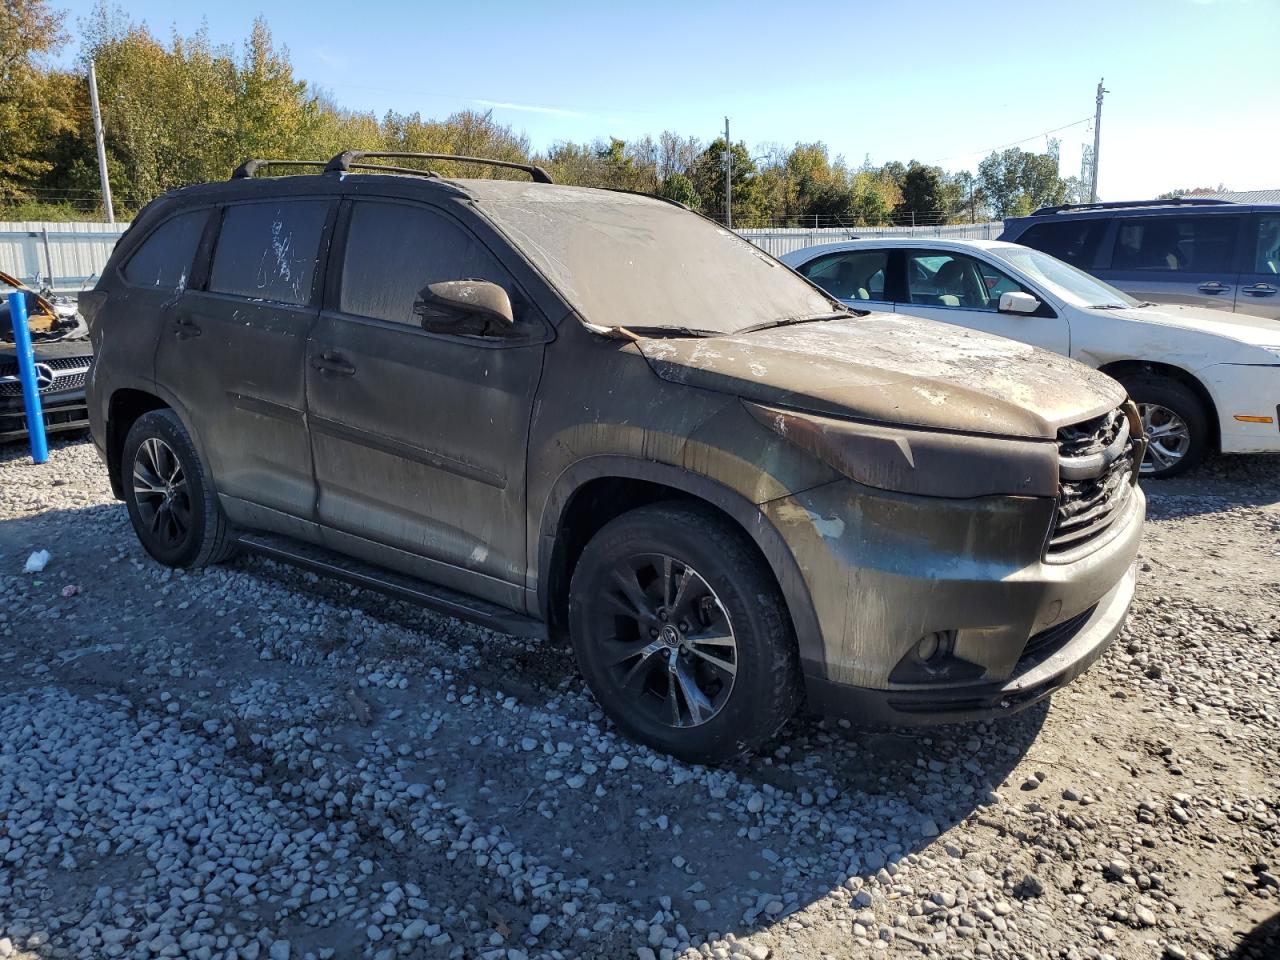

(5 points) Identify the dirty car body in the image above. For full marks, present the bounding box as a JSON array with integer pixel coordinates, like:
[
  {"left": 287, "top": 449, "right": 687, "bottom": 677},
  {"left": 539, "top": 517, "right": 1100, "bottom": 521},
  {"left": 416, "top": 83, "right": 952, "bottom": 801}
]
[
  {"left": 1, "top": 276, "right": 93, "bottom": 443},
  {"left": 85, "top": 164, "right": 1144, "bottom": 761}
]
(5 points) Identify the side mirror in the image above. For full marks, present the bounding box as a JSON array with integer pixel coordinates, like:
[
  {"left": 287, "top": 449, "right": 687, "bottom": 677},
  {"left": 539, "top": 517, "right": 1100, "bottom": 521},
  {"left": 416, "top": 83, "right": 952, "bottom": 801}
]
[
  {"left": 998, "top": 291, "right": 1040, "bottom": 315},
  {"left": 414, "top": 280, "right": 514, "bottom": 330}
]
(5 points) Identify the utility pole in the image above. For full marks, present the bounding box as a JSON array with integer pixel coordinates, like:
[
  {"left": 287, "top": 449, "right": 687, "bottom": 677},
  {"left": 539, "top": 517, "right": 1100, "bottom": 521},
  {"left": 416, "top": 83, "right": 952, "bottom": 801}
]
[
  {"left": 88, "top": 60, "right": 115, "bottom": 224},
  {"left": 723, "top": 116, "right": 732, "bottom": 229},
  {"left": 1089, "top": 78, "right": 1108, "bottom": 203}
]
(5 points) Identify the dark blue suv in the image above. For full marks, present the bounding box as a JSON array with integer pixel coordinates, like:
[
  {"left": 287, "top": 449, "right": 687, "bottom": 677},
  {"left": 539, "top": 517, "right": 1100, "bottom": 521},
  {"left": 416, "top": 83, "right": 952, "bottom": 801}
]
[{"left": 1000, "top": 198, "right": 1280, "bottom": 321}]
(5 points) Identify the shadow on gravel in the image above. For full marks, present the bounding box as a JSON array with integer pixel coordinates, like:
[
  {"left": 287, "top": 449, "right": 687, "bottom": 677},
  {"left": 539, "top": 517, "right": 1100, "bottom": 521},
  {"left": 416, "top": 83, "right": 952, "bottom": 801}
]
[
  {"left": 1229, "top": 911, "right": 1280, "bottom": 960},
  {"left": 1144, "top": 453, "right": 1280, "bottom": 519}
]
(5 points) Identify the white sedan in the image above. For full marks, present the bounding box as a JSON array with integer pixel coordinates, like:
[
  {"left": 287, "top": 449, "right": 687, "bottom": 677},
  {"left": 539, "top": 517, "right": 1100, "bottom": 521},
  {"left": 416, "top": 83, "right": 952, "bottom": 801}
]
[{"left": 780, "top": 238, "right": 1280, "bottom": 478}]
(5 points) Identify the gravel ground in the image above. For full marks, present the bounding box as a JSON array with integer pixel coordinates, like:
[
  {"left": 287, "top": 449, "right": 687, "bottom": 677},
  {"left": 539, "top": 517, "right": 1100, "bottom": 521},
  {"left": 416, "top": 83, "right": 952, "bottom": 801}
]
[{"left": 0, "top": 436, "right": 1277, "bottom": 960}]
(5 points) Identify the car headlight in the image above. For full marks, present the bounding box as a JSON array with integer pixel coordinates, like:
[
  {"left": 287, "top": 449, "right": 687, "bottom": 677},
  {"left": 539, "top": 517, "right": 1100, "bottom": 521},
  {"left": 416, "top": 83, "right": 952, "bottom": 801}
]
[{"left": 743, "top": 401, "right": 1058, "bottom": 498}]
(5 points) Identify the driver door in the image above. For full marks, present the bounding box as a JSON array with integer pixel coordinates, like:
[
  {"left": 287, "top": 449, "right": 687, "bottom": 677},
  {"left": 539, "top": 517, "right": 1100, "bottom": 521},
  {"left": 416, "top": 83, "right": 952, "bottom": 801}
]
[
  {"left": 894, "top": 249, "right": 1070, "bottom": 356},
  {"left": 305, "top": 198, "right": 548, "bottom": 608}
]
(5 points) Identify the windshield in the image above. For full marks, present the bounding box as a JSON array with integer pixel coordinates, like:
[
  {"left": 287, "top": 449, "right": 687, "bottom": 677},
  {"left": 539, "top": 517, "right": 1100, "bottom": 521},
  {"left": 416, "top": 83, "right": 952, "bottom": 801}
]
[
  {"left": 995, "top": 246, "right": 1140, "bottom": 308},
  {"left": 472, "top": 185, "right": 840, "bottom": 334}
]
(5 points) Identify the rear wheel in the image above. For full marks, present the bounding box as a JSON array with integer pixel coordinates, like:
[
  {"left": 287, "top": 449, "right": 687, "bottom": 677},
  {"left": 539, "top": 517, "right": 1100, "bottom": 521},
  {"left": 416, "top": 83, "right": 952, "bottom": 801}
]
[
  {"left": 1119, "top": 375, "right": 1210, "bottom": 479},
  {"left": 121, "top": 409, "right": 236, "bottom": 567},
  {"left": 568, "top": 502, "right": 801, "bottom": 763}
]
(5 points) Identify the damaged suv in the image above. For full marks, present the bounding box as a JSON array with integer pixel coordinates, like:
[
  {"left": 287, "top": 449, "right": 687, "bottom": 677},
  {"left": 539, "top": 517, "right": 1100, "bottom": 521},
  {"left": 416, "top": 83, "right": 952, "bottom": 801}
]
[
  {"left": 1, "top": 273, "right": 93, "bottom": 443},
  {"left": 85, "top": 153, "right": 1146, "bottom": 762}
]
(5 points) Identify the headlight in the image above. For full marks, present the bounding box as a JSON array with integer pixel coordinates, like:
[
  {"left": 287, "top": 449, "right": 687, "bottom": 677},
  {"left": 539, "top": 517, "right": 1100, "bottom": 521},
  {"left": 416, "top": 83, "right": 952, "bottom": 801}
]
[{"left": 744, "top": 401, "right": 1058, "bottom": 498}]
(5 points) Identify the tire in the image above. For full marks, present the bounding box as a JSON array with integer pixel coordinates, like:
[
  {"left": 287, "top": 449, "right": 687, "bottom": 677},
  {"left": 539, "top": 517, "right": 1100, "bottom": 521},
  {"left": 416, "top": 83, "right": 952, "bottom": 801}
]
[
  {"left": 567, "top": 501, "right": 802, "bottom": 764},
  {"left": 121, "top": 409, "right": 237, "bottom": 568},
  {"left": 1118, "top": 374, "right": 1210, "bottom": 479}
]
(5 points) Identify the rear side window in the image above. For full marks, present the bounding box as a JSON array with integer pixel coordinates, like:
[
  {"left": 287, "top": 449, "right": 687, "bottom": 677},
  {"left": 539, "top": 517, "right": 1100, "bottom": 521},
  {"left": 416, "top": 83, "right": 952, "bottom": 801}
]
[
  {"left": 121, "top": 210, "right": 207, "bottom": 289},
  {"left": 1252, "top": 215, "right": 1280, "bottom": 274},
  {"left": 340, "top": 201, "right": 515, "bottom": 326},
  {"left": 799, "top": 251, "right": 887, "bottom": 301},
  {"left": 1015, "top": 220, "right": 1107, "bottom": 268},
  {"left": 1111, "top": 215, "right": 1239, "bottom": 273},
  {"left": 208, "top": 200, "right": 330, "bottom": 305}
]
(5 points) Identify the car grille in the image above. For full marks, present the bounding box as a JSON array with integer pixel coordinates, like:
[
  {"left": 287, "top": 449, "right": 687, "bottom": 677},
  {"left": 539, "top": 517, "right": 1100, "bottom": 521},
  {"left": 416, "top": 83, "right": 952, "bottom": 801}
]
[
  {"left": 0, "top": 354, "right": 93, "bottom": 397},
  {"left": 1047, "top": 406, "right": 1141, "bottom": 560}
]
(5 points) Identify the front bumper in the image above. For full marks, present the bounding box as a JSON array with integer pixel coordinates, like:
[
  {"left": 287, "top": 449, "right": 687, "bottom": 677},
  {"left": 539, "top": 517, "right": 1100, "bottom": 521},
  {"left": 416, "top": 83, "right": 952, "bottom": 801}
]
[
  {"left": 761, "top": 475, "right": 1144, "bottom": 724},
  {"left": 1198, "top": 363, "right": 1280, "bottom": 454},
  {"left": 0, "top": 388, "right": 90, "bottom": 443},
  {"left": 805, "top": 563, "right": 1135, "bottom": 724}
]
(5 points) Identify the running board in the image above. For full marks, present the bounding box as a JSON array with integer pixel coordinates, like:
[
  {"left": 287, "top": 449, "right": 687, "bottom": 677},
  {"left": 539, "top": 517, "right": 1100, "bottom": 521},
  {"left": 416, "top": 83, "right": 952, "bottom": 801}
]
[{"left": 236, "top": 532, "right": 546, "bottom": 639}]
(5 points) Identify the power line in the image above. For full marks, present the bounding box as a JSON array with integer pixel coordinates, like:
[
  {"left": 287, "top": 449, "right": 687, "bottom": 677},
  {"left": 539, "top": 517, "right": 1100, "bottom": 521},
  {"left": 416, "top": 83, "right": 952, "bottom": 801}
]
[{"left": 929, "top": 116, "right": 1093, "bottom": 167}]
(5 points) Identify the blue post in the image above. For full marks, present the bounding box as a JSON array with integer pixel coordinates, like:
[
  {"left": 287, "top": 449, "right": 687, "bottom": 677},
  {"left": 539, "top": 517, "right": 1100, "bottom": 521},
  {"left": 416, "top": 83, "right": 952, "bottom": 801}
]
[{"left": 7, "top": 291, "right": 48, "bottom": 464}]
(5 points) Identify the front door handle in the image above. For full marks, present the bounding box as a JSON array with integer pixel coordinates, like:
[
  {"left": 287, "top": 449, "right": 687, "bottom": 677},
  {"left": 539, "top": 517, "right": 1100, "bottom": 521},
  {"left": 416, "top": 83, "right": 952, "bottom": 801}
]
[
  {"left": 1242, "top": 283, "right": 1277, "bottom": 297},
  {"left": 1197, "top": 281, "right": 1230, "bottom": 294},
  {"left": 311, "top": 350, "right": 356, "bottom": 376},
  {"left": 172, "top": 315, "right": 201, "bottom": 338}
]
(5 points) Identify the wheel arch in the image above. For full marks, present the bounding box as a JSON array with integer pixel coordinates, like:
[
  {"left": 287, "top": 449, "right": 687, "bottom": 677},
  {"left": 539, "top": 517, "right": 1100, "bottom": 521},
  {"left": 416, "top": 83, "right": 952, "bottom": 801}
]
[
  {"left": 1097, "top": 359, "right": 1220, "bottom": 452},
  {"left": 105, "top": 384, "right": 208, "bottom": 499},
  {"left": 535, "top": 456, "right": 826, "bottom": 679}
]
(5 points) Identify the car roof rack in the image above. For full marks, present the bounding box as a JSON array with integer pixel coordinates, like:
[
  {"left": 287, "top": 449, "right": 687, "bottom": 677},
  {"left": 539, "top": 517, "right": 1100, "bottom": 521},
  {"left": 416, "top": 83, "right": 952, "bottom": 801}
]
[
  {"left": 324, "top": 151, "right": 554, "bottom": 184},
  {"left": 231, "top": 159, "right": 330, "bottom": 179},
  {"left": 1030, "top": 197, "right": 1235, "bottom": 216}
]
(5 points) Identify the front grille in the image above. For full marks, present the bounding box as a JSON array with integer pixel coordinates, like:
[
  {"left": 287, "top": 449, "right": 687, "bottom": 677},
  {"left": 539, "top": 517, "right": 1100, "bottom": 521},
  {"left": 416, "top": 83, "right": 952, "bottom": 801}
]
[
  {"left": 1047, "top": 406, "right": 1139, "bottom": 560},
  {"left": 0, "top": 354, "right": 93, "bottom": 397}
]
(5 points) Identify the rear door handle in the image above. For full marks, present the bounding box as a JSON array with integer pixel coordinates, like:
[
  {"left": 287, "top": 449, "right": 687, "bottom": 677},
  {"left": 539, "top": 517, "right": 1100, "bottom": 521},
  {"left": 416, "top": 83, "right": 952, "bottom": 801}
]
[
  {"left": 1242, "top": 283, "right": 1277, "bottom": 297},
  {"left": 172, "top": 315, "right": 201, "bottom": 338},
  {"left": 311, "top": 349, "right": 356, "bottom": 376},
  {"left": 1197, "top": 281, "right": 1230, "bottom": 293}
]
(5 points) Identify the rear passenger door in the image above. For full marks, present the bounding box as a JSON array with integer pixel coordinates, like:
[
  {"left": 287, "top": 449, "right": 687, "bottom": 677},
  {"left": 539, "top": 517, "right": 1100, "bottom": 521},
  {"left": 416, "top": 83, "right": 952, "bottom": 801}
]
[
  {"left": 305, "top": 198, "right": 548, "bottom": 610},
  {"left": 1098, "top": 214, "right": 1242, "bottom": 311},
  {"left": 155, "top": 198, "right": 334, "bottom": 523},
  {"left": 1233, "top": 212, "right": 1280, "bottom": 320},
  {"left": 795, "top": 250, "right": 894, "bottom": 311}
]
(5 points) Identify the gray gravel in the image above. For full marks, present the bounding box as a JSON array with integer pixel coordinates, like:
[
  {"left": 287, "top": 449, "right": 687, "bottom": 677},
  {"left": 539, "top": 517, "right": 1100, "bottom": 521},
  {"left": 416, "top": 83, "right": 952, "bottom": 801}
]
[{"left": 1, "top": 437, "right": 1277, "bottom": 960}]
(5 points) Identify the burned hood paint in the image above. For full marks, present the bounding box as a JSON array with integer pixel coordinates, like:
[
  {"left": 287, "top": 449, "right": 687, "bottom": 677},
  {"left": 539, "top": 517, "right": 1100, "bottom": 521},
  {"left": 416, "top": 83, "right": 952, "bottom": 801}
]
[{"left": 637, "top": 313, "right": 1125, "bottom": 440}]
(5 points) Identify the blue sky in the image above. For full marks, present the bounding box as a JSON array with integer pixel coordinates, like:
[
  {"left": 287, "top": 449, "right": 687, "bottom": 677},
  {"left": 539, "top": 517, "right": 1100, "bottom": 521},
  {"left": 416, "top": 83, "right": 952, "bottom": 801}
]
[{"left": 54, "top": 0, "right": 1277, "bottom": 198}]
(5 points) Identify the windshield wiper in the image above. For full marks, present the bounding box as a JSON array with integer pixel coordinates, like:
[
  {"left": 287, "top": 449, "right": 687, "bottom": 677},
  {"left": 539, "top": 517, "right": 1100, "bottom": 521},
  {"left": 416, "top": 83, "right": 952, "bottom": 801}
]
[
  {"left": 604, "top": 324, "right": 721, "bottom": 339},
  {"left": 734, "top": 311, "right": 852, "bottom": 335}
]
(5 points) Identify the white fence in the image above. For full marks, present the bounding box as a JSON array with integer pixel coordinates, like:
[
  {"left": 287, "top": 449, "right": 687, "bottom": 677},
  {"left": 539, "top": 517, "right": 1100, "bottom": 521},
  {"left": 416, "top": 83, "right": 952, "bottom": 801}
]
[
  {"left": 738, "top": 221, "right": 1004, "bottom": 257},
  {"left": 0, "top": 221, "right": 129, "bottom": 294},
  {"left": 0, "top": 219, "right": 1006, "bottom": 294}
]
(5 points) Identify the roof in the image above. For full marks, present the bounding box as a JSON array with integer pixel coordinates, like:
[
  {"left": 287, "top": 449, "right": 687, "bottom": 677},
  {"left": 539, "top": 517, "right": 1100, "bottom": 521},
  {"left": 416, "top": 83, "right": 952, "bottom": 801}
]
[
  {"left": 779, "top": 237, "right": 1017, "bottom": 264},
  {"left": 1201, "top": 189, "right": 1280, "bottom": 204}
]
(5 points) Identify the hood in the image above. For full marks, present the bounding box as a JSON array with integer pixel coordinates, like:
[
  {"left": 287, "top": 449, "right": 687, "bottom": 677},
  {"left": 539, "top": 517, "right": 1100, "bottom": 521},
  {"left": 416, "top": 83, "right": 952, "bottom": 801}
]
[
  {"left": 1109, "top": 302, "right": 1280, "bottom": 350},
  {"left": 637, "top": 313, "right": 1125, "bottom": 440}
]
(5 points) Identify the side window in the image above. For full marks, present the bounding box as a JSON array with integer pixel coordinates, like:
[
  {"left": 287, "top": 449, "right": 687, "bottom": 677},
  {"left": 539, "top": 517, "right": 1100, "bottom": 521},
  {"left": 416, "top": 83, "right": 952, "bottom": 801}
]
[
  {"left": 1111, "top": 216, "right": 1239, "bottom": 273},
  {"left": 1252, "top": 215, "right": 1280, "bottom": 275},
  {"left": 121, "top": 210, "right": 208, "bottom": 290},
  {"left": 799, "top": 250, "right": 888, "bottom": 301},
  {"left": 906, "top": 251, "right": 1022, "bottom": 310},
  {"left": 339, "top": 201, "right": 517, "bottom": 331},
  {"left": 208, "top": 200, "right": 330, "bottom": 305},
  {"left": 1017, "top": 220, "right": 1106, "bottom": 268}
]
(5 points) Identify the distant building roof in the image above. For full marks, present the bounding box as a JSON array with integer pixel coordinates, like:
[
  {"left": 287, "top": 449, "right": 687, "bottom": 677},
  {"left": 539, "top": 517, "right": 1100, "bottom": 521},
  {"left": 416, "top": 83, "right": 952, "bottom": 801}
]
[{"left": 1202, "top": 189, "right": 1280, "bottom": 204}]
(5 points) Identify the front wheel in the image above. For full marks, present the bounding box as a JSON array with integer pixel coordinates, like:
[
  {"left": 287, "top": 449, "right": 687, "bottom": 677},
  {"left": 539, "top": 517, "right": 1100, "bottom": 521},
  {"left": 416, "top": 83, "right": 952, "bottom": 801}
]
[
  {"left": 567, "top": 502, "right": 802, "bottom": 763},
  {"left": 1120, "top": 375, "right": 1210, "bottom": 479}
]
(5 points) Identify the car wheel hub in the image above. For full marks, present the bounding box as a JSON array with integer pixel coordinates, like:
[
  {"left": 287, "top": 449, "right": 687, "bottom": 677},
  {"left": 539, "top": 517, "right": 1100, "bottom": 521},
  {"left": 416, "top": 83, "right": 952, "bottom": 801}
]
[
  {"left": 131, "top": 437, "right": 192, "bottom": 548},
  {"left": 1137, "top": 403, "right": 1191, "bottom": 474},
  {"left": 592, "top": 553, "right": 737, "bottom": 729}
]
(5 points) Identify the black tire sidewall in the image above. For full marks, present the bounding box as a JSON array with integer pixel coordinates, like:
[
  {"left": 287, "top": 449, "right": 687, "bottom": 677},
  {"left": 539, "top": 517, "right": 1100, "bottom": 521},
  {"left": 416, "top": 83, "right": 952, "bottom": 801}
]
[
  {"left": 568, "top": 503, "right": 798, "bottom": 763},
  {"left": 122, "top": 410, "right": 214, "bottom": 567},
  {"left": 1122, "top": 376, "right": 1209, "bottom": 479}
]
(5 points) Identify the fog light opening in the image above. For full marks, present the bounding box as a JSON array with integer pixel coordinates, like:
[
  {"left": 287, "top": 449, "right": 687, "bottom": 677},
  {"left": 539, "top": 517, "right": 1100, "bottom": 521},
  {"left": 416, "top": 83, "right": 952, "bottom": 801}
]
[{"left": 912, "top": 630, "right": 955, "bottom": 666}]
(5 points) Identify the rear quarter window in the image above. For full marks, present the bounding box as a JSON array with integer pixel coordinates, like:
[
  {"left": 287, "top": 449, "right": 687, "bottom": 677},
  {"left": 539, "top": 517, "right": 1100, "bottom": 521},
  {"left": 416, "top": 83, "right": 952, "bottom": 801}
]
[
  {"left": 208, "top": 200, "right": 331, "bottom": 306},
  {"left": 1015, "top": 220, "right": 1107, "bottom": 268},
  {"left": 121, "top": 210, "right": 208, "bottom": 290}
]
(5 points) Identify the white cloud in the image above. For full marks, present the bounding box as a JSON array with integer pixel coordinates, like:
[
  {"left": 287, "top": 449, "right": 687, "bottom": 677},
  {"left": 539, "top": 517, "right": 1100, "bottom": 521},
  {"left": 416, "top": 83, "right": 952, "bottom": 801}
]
[{"left": 474, "top": 99, "right": 586, "bottom": 118}]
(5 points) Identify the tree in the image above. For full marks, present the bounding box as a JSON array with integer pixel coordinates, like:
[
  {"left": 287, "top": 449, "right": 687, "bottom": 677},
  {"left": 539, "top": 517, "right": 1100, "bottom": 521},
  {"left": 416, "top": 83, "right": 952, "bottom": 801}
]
[
  {"left": 897, "top": 161, "right": 945, "bottom": 221},
  {"left": 690, "top": 138, "right": 762, "bottom": 225},
  {"left": 658, "top": 172, "right": 699, "bottom": 210},
  {"left": 978, "top": 148, "right": 1069, "bottom": 219},
  {"left": 0, "top": 0, "right": 71, "bottom": 200}
]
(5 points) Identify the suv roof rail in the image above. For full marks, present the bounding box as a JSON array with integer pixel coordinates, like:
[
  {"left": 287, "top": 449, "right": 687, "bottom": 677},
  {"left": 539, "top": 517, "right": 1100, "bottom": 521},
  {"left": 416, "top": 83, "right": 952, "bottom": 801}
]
[
  {"left": 325, "top": 151, "right": 554, "bottom": 184},
  {"left": 231, "top": 159, "right": 329, "bottom": 179},
  {"left": 1030, "top": 197, "right": 1235, "bottom": 216}
]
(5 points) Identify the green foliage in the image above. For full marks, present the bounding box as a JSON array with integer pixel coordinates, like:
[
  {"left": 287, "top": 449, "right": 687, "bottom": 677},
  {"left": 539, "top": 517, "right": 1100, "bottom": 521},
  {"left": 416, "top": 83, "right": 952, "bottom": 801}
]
[
  {"left": 691, "top": 138, "right": 762, "bottom": 224},
  {"left": 978, "top": 148, "right": 1068, "bottom": 219},
  {"left": 657, "top": 173, "right": 699, "bottom": 210}
]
